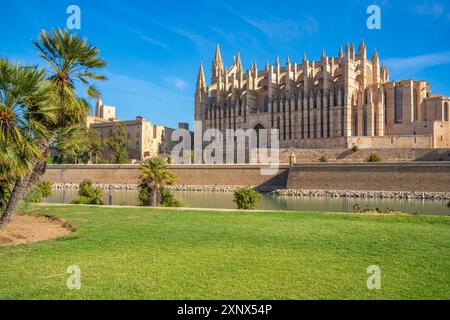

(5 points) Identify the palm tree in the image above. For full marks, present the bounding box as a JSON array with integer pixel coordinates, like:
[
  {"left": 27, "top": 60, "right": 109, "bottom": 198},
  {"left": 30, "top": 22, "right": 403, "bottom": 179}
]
[
  {"left": 0, "top": 59, "right": 56, "bottom": 223},
  {"left": 0, "top": 28, "right": 106, "bottom": 225},
  {"left": 34, "top": 28, "right": 106, "bottom": 126},
  {"left": 139, "top": 157, "right": 176, "bottom": 207}
]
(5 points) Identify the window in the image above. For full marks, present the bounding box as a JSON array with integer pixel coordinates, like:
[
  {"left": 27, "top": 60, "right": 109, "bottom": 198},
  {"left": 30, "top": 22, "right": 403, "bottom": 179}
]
[
  {"left": 263, "top": 96, "right": 269, "bottom": 112},
  {"left": 136, "top": 140, "right": 140, "bottom": 148},
  {"left": 127, "top": 133, "right": 130, "bottom": 139},
  {"left": 445, "top": 102, "right": 449, "bottom": 121},
  {"left": 363, "top": 111, "right": 368, "bottom": 136},
  {"left": 413, "top": 89, "right": 418, "bottom": 121},
  {"left": 395, "top": 86, "right": 403, "bottom": 123}
]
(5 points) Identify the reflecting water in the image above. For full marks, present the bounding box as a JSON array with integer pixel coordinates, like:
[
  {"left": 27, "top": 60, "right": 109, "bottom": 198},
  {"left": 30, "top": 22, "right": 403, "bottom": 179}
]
[{"left": 45, "top": 189, "right": 450, "bottom": 216}]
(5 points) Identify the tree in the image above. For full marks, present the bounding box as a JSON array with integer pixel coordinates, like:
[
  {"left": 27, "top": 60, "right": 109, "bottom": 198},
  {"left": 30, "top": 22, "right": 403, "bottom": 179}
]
[
  {"left": 0, "top": 59, "right": 56, "bottom": 222},
  {"left": 104, "top": 123, "right": 129, "bottom": 164},
  {"left": 233, "top": 187, "right": 262, "bottom": 210},
  {"left": 53, "top": 125, "right": 91, "bottom": 164},
  {"left": 139, "top": 157, "right": 176, "bottom": 207},
  {"left": 0, "top": 28, "right": 106, "bottom": 225},
  {"left": 84, "top": 128, "right": 102, "bottom": 164},
  {"left": 71, "top": 179, "right": 103, "bottom": 205}
]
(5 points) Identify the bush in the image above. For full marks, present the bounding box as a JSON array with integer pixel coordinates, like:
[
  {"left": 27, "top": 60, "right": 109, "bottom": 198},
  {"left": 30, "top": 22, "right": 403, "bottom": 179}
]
[
  {"left": 367, "top": 153, "right": 383, "bottom": 163},
  {"left": 351, "top": 145, "right": 359, "bottom": 152},
  {"left": 24, "top": 181, "right": 53, "bottom": 203},
  {"left": 138, "top": 185, "right": 183, "bottom": 207},
  {"left": 233, "top": 187, "right": 262, "bottom": 210},
  {"left": 72, "top": 180, "right": 103, "bottom": 205},
  {"left": 319, "top": 155, "right": 329, "bottom": 163},
  {"left": 160, "top": 189, "right": 184, "bottom": 207}
]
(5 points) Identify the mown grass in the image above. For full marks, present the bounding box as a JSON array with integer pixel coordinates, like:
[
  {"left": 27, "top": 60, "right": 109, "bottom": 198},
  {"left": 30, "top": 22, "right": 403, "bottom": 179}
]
[{"left": 0, "top": 205, "right": 449, "bottom": 300}]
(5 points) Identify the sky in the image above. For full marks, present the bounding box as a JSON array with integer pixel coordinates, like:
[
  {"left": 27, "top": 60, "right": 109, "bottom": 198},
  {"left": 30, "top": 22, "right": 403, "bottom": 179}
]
[{"left": 0, "top": 0, "right": 449, "bottom": 128}]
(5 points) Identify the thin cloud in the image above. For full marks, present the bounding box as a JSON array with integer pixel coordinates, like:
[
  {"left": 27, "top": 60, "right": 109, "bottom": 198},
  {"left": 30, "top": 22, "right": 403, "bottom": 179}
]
[
  {"left": 385, "top": 51, "right": 450, "bottom": 77},
  {"left": 226, "top": 6, "right": 318, "bottom": 45},
  {"left": 134, "top": 30, "right": 171, "bottom": 52},
  {"left": 411, "top": 1, "right": 445, "bottom": 19},
  {"left": 101, "top": 72, "right": 192, "bottom": 127},
  {"left": 168, "top": 27, "right": 209, "bottom": 49},
  {"left": 164, "top": 76, "right": 188, "bottom": 90}
]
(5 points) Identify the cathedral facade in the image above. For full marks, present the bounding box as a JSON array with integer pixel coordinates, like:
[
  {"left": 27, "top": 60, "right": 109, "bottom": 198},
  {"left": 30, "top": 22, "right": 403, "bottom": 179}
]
[{"left": 195, "top": 42, "right": 450, "bottom": 149}]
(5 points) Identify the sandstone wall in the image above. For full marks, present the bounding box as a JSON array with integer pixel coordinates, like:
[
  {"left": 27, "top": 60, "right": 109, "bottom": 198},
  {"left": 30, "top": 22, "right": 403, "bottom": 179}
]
[
  {"left": 42, "top": 163, "right": 450, "bottom": 193},
  {"left": 43, "top": 164, "right": 289, "bottom": 188},
  {"left": 279, "top": 148, "right": 450, "bottom": 163},
  {"left": 287, "top": 163, "right": 450, "bottom": 192}
]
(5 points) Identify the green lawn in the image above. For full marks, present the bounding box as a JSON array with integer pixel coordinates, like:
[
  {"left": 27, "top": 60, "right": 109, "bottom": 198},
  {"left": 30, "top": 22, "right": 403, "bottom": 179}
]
[{"left": 0, "top": 205, "right": 449, "bottom": 300}]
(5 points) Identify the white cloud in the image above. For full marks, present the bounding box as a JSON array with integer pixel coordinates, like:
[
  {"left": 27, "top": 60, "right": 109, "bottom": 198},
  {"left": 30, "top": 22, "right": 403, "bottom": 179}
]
[
  {"left": 384, "top": 51, "right": 450, "bottom": 77},
  {"left": 100, "top": 72, "right": 192, "bottom": 127},
  {"left": 411, "top": 1, "right": 445, "bottom": 19},
  {"left": 168, "top": 27, "right": 209, "bottom": 49},
  {"left": 164, "top": 76, "right": 188, "bottom": 90},
  {"left": 226, "top": 6, "right": 318, "bottom": 45},
  {"left": 134, "top": 30, "right": 170, "bottom": 52}
]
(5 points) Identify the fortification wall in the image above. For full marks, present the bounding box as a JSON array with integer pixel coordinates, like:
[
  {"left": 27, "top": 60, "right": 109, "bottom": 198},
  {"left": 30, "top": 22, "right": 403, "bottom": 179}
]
[
  {"left": 43, "top": 164, "right": 289, "bottom": 188},
  {"left": 287, "top": 163, "right": 450, "bottom": 192},
  {"left": 42, "top": 163, "right": 450, "bottom": 193}
]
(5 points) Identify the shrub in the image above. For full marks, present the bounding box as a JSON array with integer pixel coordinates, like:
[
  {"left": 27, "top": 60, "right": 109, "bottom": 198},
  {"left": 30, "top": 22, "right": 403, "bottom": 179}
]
[
  {"left": 160, "top": 189, "right": 184, "bottom": 207},
  {"left": 352, "top": 145, "right": 359, "bottom": 152},
  {"left": 138, "top": 186, "right": 183, "bottom": 207},
  {"left": 233, "top": 187, "right": 262, "bottom": 210},
  {"left": 319, "top": 155, "right": 329, "bottom": 163},
  {"left": 72, "top": 180, "right": 103, "bottom": 205},
  {"left": 367, "top": 153, "right": 383, "bottom": 163},
  {"left": 24, "top": 181, "right": 53, "bottom": 203}
]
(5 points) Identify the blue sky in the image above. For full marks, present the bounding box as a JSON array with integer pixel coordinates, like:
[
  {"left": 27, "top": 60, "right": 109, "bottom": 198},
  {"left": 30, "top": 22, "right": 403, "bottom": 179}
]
[{"left": 1, "top": 0, "right": 449, "bottom": 128}]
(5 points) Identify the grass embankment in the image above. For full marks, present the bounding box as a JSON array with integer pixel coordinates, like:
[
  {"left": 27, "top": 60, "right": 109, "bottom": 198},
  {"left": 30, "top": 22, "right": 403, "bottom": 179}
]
[{"left": 0, "top": 205, "right": 449, "bottom": 299}]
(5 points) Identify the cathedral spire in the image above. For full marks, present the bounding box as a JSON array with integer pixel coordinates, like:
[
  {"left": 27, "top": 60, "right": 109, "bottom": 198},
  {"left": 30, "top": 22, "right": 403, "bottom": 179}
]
[
  {"left": 372, "top": 48, "right": 379, "bottom": 62},
  {"left": 196, "top": 62, "right": 207, "bottom": 93},
  {"left": 321, "top": 49, "right": 326, "bottom": 60},
  {"left": 358, "top": 39, "right": 367, "bottom": 58},
  {"left": 338, "top": 46, "right": 344, "bottom": 59},
  {"left": 253, "top": 60, "right": 258, "bottom": 74},
  {"left": 275, "top": 55, "right": 280, "bottom": 67},
  {"left": 345, "top": 41, "right": 350, "bottom": 57},
  {"left": 235, "top": 51, "right": 243, "bottom": 73},
  {"left": 303, "top": 52, "right": 307, "bottom": 63},
  {"left": 212, "top": 43, "right": 224, "bottom": 81},
  {"left": 286, "top": 56, "right": 291, "bottom": 65},
  {"left": 213, "top": 43, "right": 223, "bottom": 66},
  {"left": 265, "top": 60, "right": 269, "bottom": 72}
]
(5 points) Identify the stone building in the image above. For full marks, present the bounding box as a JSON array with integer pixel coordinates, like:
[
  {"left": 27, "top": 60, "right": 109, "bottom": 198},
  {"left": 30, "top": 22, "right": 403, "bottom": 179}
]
[
  {"left": 87, "top": 100, "right": 176, "bottom": 161},
  {"left": 195, "top": 42, "right": 450, "bottom": 149}
]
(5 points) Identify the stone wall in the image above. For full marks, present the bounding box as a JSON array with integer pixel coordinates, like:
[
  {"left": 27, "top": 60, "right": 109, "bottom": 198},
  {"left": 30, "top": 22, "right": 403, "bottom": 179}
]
[
  {"left": 42, "top": 163, "right": 450, "bottom": 193},
  {"left": 279, "top": 148, "right": 450, "bottom": 163},
  {"left": 287, "top": 163, "right": 450, "bottom": 192},
  {"left": 43, "top": 164, "right": 289, "bottom": 188}
]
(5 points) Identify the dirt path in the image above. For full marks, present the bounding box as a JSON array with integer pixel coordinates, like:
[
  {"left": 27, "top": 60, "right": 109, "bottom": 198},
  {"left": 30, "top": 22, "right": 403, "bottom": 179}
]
[{"left": 0, "top": 215, "right": 72, "bottom": 246}]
